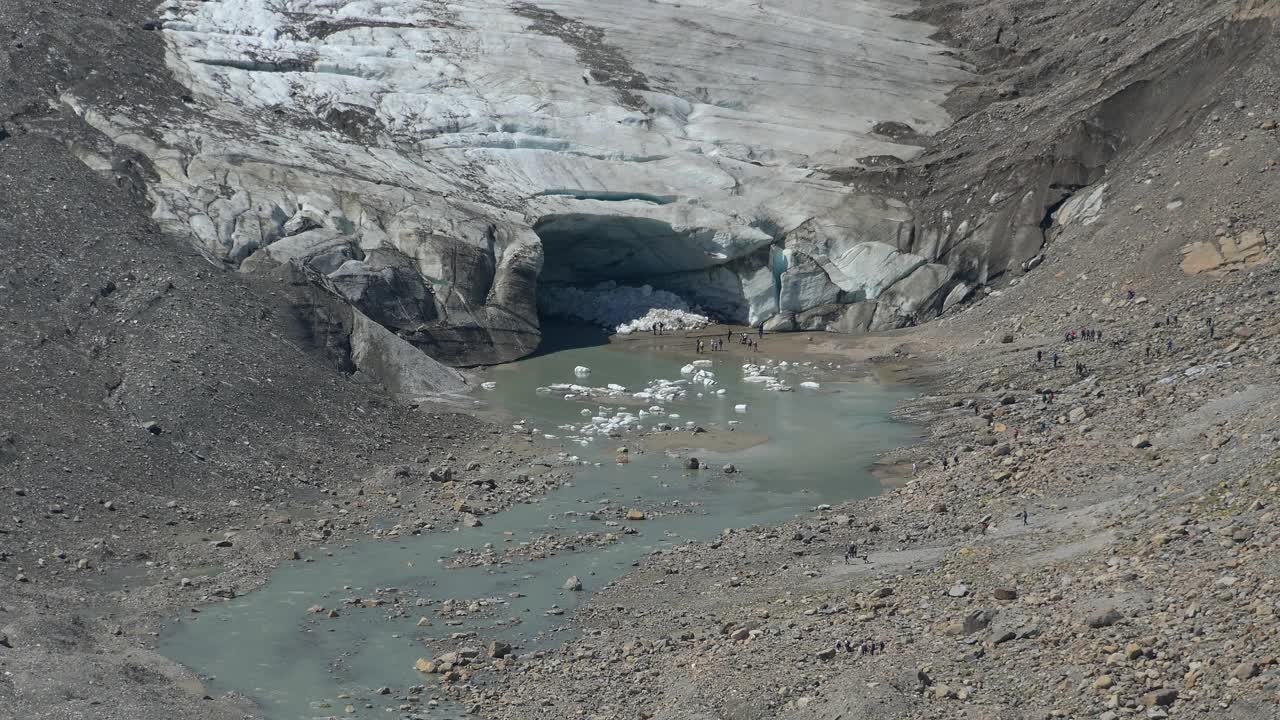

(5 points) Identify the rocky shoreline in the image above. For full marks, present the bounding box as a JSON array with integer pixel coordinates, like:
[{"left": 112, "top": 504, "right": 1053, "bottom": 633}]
[
  {"left": 421, "top": 268, "right": 1280, "bottom": 720},
  {"left": 6, "top": 261, "right": 1279, "bottom": 720}
]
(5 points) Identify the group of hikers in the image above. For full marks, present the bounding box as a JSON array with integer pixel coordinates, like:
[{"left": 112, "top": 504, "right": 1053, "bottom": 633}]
[
  {"left": 694, "top": 326, "right": 765, "bottom": 354},
  {"left": 649, "top": 322, "right": 668, "bottom": 336},
  {"left": 834, "top": 638, "right": 887, "bottom": 656},
  {"left": 1064, "top": 326, "right": 1103, "bottom": 342},
  {"left": 844, "top": 542, "right": 869, "bottom": 564}
]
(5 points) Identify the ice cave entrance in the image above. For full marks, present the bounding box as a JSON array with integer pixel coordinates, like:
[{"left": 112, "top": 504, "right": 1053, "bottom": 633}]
[{"left": 533, "top": 214, "right": 744, "bottom": 335}]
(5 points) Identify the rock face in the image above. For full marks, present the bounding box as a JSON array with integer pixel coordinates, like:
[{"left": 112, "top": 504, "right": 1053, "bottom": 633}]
[
  {"left": 71, "top": 0, "right": 984, "bottom": 364},
  {"left": 1180, "top": 230, "right": 1268, "bottom": 275}
]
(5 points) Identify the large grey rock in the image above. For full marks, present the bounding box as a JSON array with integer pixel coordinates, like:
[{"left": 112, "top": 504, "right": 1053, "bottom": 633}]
[
  {"left": 1084, "top": 606, "right": 1122, "bottom": 628},
  {"left": 349, "top": 313, "right": 469, "bottom": 397}
]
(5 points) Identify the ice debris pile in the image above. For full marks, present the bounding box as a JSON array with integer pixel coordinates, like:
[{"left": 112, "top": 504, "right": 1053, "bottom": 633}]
[
  {"left": 521, "top": 356, "right": 837, "bottom": 446},
  {"left": 539, "top": 283, "right": 711, "bottom": 334},
  {"left": 530, "top": 361, "right": 735, "bottom": 447},
  {"left": 616, "top": 308, "right": 712, "bottom": 335}
]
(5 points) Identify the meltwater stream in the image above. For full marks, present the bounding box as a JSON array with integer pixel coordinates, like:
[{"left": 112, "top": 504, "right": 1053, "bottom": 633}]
[{"left": 160, "top": 330, "right": 917, "bottom": 719}]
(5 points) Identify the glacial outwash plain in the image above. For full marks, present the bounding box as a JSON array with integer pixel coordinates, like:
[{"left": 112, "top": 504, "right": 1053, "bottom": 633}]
[{"left": 2, "top": 1, "right": 1279, "bottom": 719}]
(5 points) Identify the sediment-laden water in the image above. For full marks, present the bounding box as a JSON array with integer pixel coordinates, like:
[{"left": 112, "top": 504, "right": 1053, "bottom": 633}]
[{"left": 160, "top": 329, "right": 916, "bottom": 719}]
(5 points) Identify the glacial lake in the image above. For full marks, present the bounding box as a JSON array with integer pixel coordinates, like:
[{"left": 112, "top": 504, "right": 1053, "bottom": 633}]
[{"left": 159, "top": 326, "right": 917, "bottom": 719}]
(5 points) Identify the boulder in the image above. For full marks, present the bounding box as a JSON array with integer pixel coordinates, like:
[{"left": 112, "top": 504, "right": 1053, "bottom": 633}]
[
  {"left": 1140, "top": 689, "right": 1178, "bottom": 707},
  {"left": 962, "top": 609, "right": 996, "bottom": 634},
  {"left": 1231, "top": 661, "right": 1259, "bottom": 680},
  {"left": 349, "top": 312, "right": 469, "bottom": 397},
  {"left": 562, "top": 576, "right": 583, "bottom": 591},
  {"left": 1084, "top": 607, "right": 1122, "bottom": 628}
]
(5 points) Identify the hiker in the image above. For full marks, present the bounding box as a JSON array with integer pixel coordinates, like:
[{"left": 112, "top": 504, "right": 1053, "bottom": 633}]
[
  {"left": 1021, "top": 508, "right": 1029, "bottom": 525},
  {"left": 757, "top": 326, "right": 764, "bottom": 339},
  {"left": 1166, "top": 339, "right": 1174, "bottom": 353},
  {"left": 1207, "top": 317, "right": 1215, "bottom": 339},
  {"left": 845, "top": 542, "right": 858, "bottom": 564},
  {"left": 696, "top": 339, "right": 703, "bottom": 354},
  {"left": 912, "top": 462, "right": 918, "bottom": 477},
  {"left": 726, "top": 329, "right": 732, "bottom": 343},
  {"left": 1047, "top": 390, "right": 1055, "bottom": 404},
  {"left": 1036, "top": 349, "right": 1042, "bottom": 364},
  {"left": 1052, "top": 352, "right": 1059, "bottom": 368}
]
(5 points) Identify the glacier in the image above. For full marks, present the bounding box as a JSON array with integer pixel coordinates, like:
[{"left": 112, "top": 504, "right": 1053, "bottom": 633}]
[{"left": 69, "top": 0, "right": 976, "bottom": 366}]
